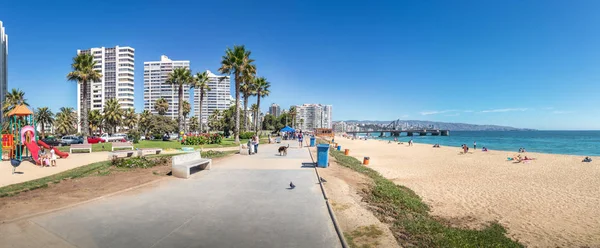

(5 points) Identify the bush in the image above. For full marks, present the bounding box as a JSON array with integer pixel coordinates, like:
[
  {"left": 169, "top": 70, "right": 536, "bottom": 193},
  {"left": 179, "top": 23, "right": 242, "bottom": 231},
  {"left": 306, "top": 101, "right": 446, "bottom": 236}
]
[
  {"left": 182, "top": 133, "right": 223, "bottom": 145},
  {"left": 111, "top": 156, "right": 169, "bottom": 169},
  {"left": 127, "top": 129, "right": 141, "bottom": 144},
  {"left": 239, "top": 132, "right": 254, "bottom": 139}
]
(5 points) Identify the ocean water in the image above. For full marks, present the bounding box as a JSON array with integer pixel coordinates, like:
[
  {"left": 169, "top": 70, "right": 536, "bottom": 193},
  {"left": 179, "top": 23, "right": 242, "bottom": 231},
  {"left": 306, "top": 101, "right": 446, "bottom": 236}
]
[{"left": 354, "top": 131, "right": 600, "bottom": 156}]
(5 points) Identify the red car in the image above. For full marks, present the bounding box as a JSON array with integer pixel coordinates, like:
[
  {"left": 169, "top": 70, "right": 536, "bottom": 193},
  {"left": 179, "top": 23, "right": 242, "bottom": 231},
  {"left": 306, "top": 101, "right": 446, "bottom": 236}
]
[{"left": 87, "top": 136, "right": 106, "bottom": 144}]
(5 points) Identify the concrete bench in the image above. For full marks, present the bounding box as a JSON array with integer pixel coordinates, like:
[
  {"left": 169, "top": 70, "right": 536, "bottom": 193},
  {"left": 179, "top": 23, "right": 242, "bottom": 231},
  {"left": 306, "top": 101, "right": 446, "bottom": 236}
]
[
  {"left": 137, "top": 148, "right": 163, "bottom": 157},
  {"left": 172, "top": 151, "right": 212, "bottom": 179},
  {"left": 109, "top": 150, "right": 134, "bottom": 159},
  {"left": 112, "top": 142, "right": 134, "bottom": 151},
  {"left": 70, "top": 144, "right": 92, "bottom": 153}
]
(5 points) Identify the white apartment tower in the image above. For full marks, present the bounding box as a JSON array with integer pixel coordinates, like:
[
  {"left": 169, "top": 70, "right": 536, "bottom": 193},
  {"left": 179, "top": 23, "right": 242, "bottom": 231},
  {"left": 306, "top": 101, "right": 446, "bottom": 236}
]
[
  {"left": 0, "top": 21, "right": 8, "bottom": 123},
  {"left": 76, "top": 46, "right": 135, "bottom": 132},
  {"left": 193, "top": 70, "right": 231, "bottom": 126},
  {"left": 296, "top": 104, "right": 333, "bottom": 131},
  {"left": 143, "top": 55, "right": 190, "bottom": 120}
]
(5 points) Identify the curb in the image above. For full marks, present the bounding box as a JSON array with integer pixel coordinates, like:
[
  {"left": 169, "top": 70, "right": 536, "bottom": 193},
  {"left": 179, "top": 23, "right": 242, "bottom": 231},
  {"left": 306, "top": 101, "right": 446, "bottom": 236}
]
[{"left": 307, "top": 145, "right": 349, "bottom": 248}]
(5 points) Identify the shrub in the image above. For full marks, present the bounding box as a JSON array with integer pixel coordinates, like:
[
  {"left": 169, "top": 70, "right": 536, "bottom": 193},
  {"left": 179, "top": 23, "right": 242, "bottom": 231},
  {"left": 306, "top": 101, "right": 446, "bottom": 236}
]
[
  {"left": 127, "top": 129, "right": 141, "bottom": 144},
  {"left": 182, "top": 133, "right": 223, "bottom": 145},
  {"left": 111, "top": 156, "right": 169, "bottom": 169},
  {"left": 239, "top": 131, "right": 255, "bottom": 139}
]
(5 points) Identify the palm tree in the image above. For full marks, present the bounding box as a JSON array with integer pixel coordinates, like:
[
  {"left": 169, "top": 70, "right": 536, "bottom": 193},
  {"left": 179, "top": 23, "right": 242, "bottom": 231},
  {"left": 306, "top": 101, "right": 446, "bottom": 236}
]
[
  {"left": 240, "top": 79, "right": 256, "bottom": 131},
  {"left": 253, "top": 77, "right": 270, "bottom": 132},
  {"left": 155, "top": 98, "right": 169, "bottom": 115},
  {"left": 103, "top": 98, "right": 122, "bottom": 133},
  {"left": 219, "top": 45, "right": 255, "bottom": 143},
  {"left": 139, "top": 110, "right": 152, "bottom": 136},
  {"left": 250, "top": 104, "right": 259, "bottom": 131},
  {"left": 35, "top": 107, "right": 54, "bottom": 139},
  {"left": 88, "top": 109, "right": 103, "bottom": 135},
  {"left": 182, "top": 101, "right": 191, "bottom": 131},
  {"left": 55, "top": 107, "right": 77, "bottom": 136},
  {"left": 289, "top": 106, "right": 297, "bottom": 128},
  {"left": 123, "top": 108, "right": 137, "bottom": 130},
  {"left": 191, "top": 71, "right": 211, "bottom": 133},
  {"left": 299, "top": 119, "right": 305, "bottom": 130},
  {"left": 208, "top": 109, "right": 222, "bottom": 132},
  {"left": 165, "top": 67, "right": 193, "bottom": 132},
  {"left": 3, "top": 88, "right": 29, "bottom": 115},
  {"left": 67, "top": 53, "right": 102, "bottom": 143},
  {"left": 189, "top": 116, "right": 199, "bottom": 132}
]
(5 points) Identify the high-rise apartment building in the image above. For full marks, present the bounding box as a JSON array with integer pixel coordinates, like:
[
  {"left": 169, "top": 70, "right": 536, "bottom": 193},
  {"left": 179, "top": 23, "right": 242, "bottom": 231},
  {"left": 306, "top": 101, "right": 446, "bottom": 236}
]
[
  {"left": 144, "top": 55, "right": 190, "bottom": 120},
  {"left": 193, "top": 70, "right": 231, "bottom": 126},
  {"left": 76, "top": 46, "right": 135, "bottom": 132},
  {"left": 296, "top": 104, "right": 333, "bottom": 131},
  {"left": 0, "top": 21, "right": 8, "bottom": 123},
  {"left": 269, "top": 103, "right": 281, "bottom": 117}
]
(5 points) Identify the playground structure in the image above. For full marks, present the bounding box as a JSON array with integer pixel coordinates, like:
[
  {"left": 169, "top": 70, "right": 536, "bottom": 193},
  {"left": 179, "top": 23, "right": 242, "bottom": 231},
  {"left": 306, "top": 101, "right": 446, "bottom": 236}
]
[{"left": 1, "top": 105, "right": 69, "bottom": 166}]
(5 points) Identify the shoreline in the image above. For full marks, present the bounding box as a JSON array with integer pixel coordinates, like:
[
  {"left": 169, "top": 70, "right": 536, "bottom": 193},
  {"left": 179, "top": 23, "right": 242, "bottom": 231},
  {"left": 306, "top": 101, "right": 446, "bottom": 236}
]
[{"left": 331, "top": 135, "right": 600, "bottom": 247}]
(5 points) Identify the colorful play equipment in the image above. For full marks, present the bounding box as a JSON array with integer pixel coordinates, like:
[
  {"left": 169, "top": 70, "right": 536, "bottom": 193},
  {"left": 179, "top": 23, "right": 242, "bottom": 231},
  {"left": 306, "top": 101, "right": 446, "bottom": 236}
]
[{"left": 1, "top": 104, "right": 69, "bottom": 166}]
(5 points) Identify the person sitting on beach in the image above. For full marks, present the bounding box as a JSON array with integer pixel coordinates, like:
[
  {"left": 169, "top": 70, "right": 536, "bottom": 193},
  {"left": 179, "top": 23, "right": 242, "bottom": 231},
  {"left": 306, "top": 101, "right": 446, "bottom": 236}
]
[
  {"left": 523, "top": 156, "right": 536, "bottom": 160},
  {"left": 482, "top": 147, "right": 488, "bottom": 152},
  {"left": 522, "top": 148, "right": 526, "bottom": 152},
  {"left": 583, "top": 157, "right": 592, "bottom": 162}
]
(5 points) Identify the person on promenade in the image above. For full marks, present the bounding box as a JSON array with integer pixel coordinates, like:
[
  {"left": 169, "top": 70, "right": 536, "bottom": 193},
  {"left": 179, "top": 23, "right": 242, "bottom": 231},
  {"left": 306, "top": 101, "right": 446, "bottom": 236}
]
[
  {"left": 253, "top": 135, "right": 259, "bottom": 154},
  {"left": 50, "top": 146, "right": 57, "bottom": 166},
  {"left": 38, "top": 146, "right": 47, "bottom": 167},
  {"left": 473, "top": 141, "right": 477, "bottom": 150},
  {"left": 298, "top": 133, "right": 303, "bottom": 148}
]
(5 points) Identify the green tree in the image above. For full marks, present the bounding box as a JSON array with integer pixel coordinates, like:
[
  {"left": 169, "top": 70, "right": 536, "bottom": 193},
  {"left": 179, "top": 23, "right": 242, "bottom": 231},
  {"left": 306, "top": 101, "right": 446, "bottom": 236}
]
[
  {"left": 250, "top": 104, "right": 259, "bottom": 131},
  {"left": 2, "top": 88, "right": 29, "bottom": 116},
  {"left": 123, "top": 108, "right": 137, "bottom": 130},
  {"left": 289, "top": 106, "right": 297, "bottom": 128},
  {"left": 35, "top": 107, "right": 54, "bottom": 139},
  {"left": 103, "top": 98, "right": 122, "bottom": 133},
  {"left": 154, "top": 97, "right": 169, "bottom": 115},
  {"left": 219, "top": 45, "right": 255, "bottom": 143},
  {"left": 191, "top": 71, "right": 211, "bottom": 133},
  {"left": 189, "top": 116, "right": 199, "bottom": 132},
  {"left": 240, "top": 76, "right": 256, "bottom": 131},
  {"left": 148, "top": 115, "right": 177, "bottom": 139},
  {"left": 262, "top": 114, "right": 277, "bottom": 131},
  {"left": 138, "top": 110, "right": 152, "bottom": 136},
  {"left": 208, "top": 110, "right": 222, "bottom": 132},
  {"left": 182, "top": 100, "right": 191, "bottom": 131},
  {"left": 55, "top": 107, "right": 77, "bottom": 136},
  {"left": 166, "top": 67, "right": 193, "bottom": 132},
  {"left": 67, "top": 53, "right": 102, "bottom": 143},
  {"left": 88, "top": 109, "right": 103, "bottom": 135},
  {"left": 253, "top": 77, "right": 270, "bottom": 132}
]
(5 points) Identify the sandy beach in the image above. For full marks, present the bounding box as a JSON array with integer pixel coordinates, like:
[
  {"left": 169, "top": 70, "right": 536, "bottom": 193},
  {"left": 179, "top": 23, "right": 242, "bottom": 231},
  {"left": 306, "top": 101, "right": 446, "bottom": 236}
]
[{"left": 332, "top": 136, "right": 600, "bottom": 247}]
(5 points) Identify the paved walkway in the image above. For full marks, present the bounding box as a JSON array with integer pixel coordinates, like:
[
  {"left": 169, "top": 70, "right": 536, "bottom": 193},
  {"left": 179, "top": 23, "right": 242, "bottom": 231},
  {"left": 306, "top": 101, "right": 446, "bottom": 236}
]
[{"left": 0, "top": 141, "right": 341, "bottom": 248}]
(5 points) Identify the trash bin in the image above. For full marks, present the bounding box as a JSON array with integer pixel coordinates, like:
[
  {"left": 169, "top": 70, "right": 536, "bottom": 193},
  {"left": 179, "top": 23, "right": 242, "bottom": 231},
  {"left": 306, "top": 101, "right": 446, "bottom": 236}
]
[
  {"left": 363, "top": 156, "right": 370, "bottom": 165},
  {"left": 337, "top": 146, "right": 341, "bottom": 151},
  {"left": 317, "top": 144, "right": 330, "bottom": 168},
  {"left": 345, "top": 149, "right": 350, "bottom": 155},
  {"left": 310, "top": 137, "right": 316, "bottom": 147}
]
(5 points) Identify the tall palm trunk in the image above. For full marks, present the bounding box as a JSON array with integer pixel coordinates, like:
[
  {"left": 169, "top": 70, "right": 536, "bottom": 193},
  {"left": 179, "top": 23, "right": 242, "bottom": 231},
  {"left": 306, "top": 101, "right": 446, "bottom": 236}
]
[
  {"left": 178, "top": 85, "right": 184, "bottom": 132},
  {"left": 234, "top": 75, "right": 241, "bottom": 143},
  {"left": 243, "top": 94, "right": 249, "bottom": 132},
  {"left": 199, "top": 91, "right": 204, "bottom": 133},
  {"left": 41, "top": 122, "right": 46, "bottom": 139},
  {"left": 255, "top": 95, "right": 261, "bottom": 133},
  {"left": 81, "top": 80, "right": 89, "bottom": 144}
]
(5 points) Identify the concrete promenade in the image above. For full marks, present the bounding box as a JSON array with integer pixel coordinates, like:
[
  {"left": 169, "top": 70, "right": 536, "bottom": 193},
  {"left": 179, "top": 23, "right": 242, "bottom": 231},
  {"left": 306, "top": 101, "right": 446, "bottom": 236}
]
[{"left": 0, "top": 141, "right": 341, "bottom": 248}]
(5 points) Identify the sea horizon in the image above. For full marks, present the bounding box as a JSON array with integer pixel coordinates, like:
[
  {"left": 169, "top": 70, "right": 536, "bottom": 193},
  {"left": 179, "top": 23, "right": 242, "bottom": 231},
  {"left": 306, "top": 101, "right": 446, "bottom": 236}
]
[{"left": 349, "top": 130, "right": 600, "bottom": 157}]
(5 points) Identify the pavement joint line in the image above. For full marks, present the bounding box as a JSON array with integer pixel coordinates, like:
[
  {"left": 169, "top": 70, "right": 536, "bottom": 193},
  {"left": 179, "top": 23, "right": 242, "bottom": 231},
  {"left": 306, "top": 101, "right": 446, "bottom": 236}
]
[
  {"left": 29, "top": 219, "right": 81, "bottom": 248},
  {"left": 307, "top": 141, "right": 349, "bottom": 248},
  {"left": 1, "top": 156, "right": 232, "bottom": 225}
]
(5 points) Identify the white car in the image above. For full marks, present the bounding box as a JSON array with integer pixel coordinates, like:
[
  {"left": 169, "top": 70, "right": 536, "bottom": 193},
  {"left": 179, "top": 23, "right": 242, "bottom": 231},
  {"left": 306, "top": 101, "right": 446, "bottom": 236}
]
[{"left": 100, "top": 133, "right": 127, "bottom": 142}]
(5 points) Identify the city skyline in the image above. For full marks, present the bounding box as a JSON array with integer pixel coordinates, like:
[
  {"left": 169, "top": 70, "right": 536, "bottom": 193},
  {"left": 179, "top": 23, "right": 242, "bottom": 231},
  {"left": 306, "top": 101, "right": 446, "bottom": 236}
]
[{"left": 143, "top": 55, "right": 190, "bottom": 120}]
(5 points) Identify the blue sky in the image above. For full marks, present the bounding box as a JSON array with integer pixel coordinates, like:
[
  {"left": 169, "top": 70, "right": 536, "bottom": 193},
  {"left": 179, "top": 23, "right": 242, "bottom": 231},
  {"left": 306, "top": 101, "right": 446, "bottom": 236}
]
[{"left": 2, "top": 0, "right": 600, "bottom": 130}]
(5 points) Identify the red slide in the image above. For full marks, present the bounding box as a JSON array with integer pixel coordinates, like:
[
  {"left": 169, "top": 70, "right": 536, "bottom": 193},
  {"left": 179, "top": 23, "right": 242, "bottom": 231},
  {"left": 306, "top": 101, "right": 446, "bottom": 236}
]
[
  {"left": 24, "top": 140, "right": 41, "bottom": 165},
  {"left": 37, "top": 140, "right": 69, "bottom": 158}
]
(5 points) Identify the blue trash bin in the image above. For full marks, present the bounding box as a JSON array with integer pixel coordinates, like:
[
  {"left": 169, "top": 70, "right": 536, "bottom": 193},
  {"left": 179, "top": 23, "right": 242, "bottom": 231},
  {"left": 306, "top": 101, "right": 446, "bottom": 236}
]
[
  {"left": 310, "top": 137, "right": 316, "bottom": 147},
  {"left": 337, "top": 146, "right": 341, "bottom": 151},
  {"left": 317, "top": 144, "right": 330, "bottom": 168}
]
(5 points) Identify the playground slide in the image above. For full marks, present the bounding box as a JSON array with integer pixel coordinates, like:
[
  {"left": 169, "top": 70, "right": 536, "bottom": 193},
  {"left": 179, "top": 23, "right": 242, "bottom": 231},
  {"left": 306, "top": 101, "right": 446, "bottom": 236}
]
[
  {"left": 37, "top": 140, "right": 69, "bottom": 158},
  {"left": 24, "top": 140, "right": 41, "bottom": 165}
]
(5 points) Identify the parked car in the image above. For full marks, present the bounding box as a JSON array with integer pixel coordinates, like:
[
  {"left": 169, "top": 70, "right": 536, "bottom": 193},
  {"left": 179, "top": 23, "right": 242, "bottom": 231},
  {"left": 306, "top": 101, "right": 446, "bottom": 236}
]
[
  {"left": 100, "top": 133, "right": 127, "bottom": 142},
  {"left": 61, "top": 135, "right": 83, "bottom": 145},
  {"left": 40, "top": 137, "right": 62, "bottom": 146},
  {"left": 87, "top": 136, "right": 105, "bottom": 144}
]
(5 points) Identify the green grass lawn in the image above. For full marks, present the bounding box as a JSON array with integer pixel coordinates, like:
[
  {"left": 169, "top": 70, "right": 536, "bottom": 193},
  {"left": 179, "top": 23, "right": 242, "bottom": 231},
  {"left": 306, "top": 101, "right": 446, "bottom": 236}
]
[{"left": 56, "top": 137, "right": 269, "bottom": 153}]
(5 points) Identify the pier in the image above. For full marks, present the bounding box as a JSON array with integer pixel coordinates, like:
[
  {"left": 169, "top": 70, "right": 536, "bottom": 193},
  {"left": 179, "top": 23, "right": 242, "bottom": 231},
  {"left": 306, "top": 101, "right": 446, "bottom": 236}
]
[{"left": 346, "top": 129, "right": 450, "bottom": 137}]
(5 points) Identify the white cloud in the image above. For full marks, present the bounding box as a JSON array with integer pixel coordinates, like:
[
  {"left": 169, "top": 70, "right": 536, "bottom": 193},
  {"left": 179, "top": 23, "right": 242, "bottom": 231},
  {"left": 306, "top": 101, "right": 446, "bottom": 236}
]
[
  {"left": 463, "top": 110, "right": 474, "bottom": 113},
  {"left": 480, "top": 108, "right": 528, "bottom": 113},
  {"left": 445, "top": 113, "right": 460, "bottom": 116},
  {"left": 420, "top": 110, "right": 457, "bottom": 115}
]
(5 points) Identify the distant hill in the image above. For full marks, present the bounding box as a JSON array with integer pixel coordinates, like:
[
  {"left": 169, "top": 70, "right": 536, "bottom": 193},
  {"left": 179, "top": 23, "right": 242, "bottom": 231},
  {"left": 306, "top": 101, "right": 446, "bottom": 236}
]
[{"left": 338, "top": 120, "right": 535, "bottom": 131}]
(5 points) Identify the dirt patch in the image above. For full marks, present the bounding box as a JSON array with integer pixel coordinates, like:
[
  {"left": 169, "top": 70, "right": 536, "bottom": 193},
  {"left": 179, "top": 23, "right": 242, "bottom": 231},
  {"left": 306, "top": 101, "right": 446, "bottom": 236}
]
[
  {"left": 316, "top": 153, "right": 399, "bottom": 248},
  {"left": 0, "top": 156, "right": 229, "bottom": 223}
]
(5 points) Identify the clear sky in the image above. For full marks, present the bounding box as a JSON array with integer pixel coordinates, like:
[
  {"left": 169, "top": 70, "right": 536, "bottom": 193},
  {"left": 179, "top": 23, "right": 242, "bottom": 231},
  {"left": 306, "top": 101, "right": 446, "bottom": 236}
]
[{"left": 2, "top": 0, "right": 600, "bottom": 130}]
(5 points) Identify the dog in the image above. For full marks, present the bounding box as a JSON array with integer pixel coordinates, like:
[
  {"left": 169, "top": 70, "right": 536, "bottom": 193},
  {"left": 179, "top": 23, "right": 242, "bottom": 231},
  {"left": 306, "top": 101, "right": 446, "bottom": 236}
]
[{"left": 278, "top": 144, "right": 290, "bottom": 156}]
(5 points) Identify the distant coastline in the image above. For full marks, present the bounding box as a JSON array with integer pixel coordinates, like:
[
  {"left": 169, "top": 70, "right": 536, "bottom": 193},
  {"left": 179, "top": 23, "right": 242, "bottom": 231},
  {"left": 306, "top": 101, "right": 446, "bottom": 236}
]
[{"left": 336, "top": 120, "right": 535, "bottom": 131}]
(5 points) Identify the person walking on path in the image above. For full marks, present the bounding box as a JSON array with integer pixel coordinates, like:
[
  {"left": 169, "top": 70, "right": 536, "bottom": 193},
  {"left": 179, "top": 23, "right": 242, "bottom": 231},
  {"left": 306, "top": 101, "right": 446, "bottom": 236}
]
[
  {"left": 253, "top": 135, "right": 260, "bottom": 154},
  {"left": 473, "top": 141, "right": 477, "bottom": 150},
  {"left": 298, "top": 133, "right": 304, "bottom": 148},
  {"left": 408, "top": 138, "right": 413, "bottom": 146}
]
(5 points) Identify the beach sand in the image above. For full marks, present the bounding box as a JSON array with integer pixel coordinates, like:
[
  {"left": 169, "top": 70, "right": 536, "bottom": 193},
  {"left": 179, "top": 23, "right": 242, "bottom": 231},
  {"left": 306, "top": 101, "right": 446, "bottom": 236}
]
[{"left": 332, "top": 136, "right": 600, "bottom": 247}]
